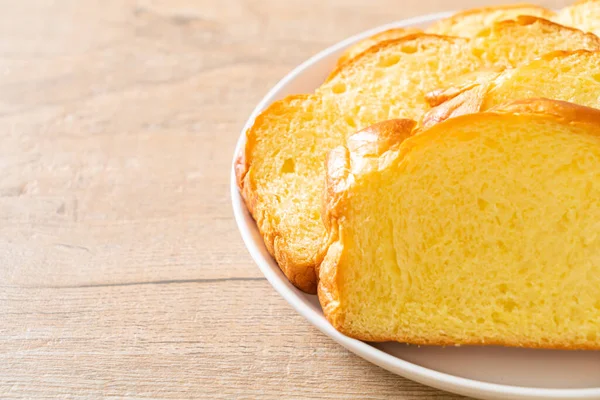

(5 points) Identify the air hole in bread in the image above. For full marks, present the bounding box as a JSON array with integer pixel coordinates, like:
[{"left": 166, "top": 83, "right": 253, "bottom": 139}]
[
  {"left": 345, "top": 116, "right": 357, "bottom": 129},
  {"left": 484, "top": 137, "right": 501, "bottom": 150},
  {"left": 593, "top": 73, "right": 600, "bottom": 83},
  {"left": 378, "top": 54, "right": 400, "bottom": 68},
  {"left": 400, "top": 45, "right": 417, "bottom": 54},
  {"left": 471, "top": 47, "right": 485, "bottom": 58},
  {"left": 502, "top": 299, "right": 518, "bottom": 313},
  {"left": 476, "top": 27, "right": 492, "bottom": 38},
  {"left": 491, "top": 312, "right": 504, "bottom": 324},
  {"left": 560, "top": 65, "right": 573, "bottom": 73},
  {"left": 498, "top": 283, "right": 508, "bottom": 294},
  {"left": 477, "top": 197, "right": 489, "bottom": 211},
  {"left": 331, "top": 83, "right": 347, "bottom": 94},
  {"left": 281, "top": 158, "right": 295, "bottom": 173}
]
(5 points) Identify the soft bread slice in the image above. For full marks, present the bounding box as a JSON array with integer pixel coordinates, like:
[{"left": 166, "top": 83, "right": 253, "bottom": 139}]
[
  {"left": 336, "top": 5, "right": 553, "bottom": 68},
  {"left": 336, "top": 28, "right": 422, "bottom": 67},
  {"left": 339, "top": 1, "right": 600, "bottom": 69},
  {"left": 558, "top": 0, "right": 600, "bottom": 37},
  {"left": 422, "top": 50, "right": 600, "bottom": 128},
  {"left": 427, "top": 4, "right": 555, "bottom": 37},
  {"left": 320, "top": 99, "right": 600, "bottom": 349},
  {"left": 237, "top": 17, "right": 600, "bottom": 293},
  {"left": 468, "top": 16, "right": 599, "bottom": 66}
]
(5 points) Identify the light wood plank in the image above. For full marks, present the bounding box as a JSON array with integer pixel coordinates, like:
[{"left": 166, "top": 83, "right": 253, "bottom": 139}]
[
  {"left": 0, "top": 281, "right": 464, "bottom": 399},
  {"left": 0, "top": 0, "right": 576, "bottom": 398}
]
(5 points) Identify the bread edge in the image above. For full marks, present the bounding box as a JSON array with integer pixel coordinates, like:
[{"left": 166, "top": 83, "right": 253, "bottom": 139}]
[
  {"left": 236, "top": 93, "right": 320, "bottom": 294},
  {"left": 319, "top": 119, "right": 417, "bottom": 332}
]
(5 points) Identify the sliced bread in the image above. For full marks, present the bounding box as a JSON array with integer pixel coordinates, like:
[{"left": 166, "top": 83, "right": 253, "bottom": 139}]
[
  {"left": 338, "top": 1, "right": 600, "bottom": 68},
  {"left": 427, "top": 3, "right": 556, "bottom": 37},
  {"left": 422, "top": 50, "right": 600, "bottom": 128},
  {"left": 336, "top": 5, "right": 554, "bottom": 67},
  {"left": 320, "top": 99, "right": 600, "bottom": 349},
  {"left": 237, "top": 17, "right": 600, "bottom": 293}
]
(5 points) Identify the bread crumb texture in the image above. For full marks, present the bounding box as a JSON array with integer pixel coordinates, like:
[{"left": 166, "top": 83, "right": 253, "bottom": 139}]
[{"left": 320, "top": 100, "right": 600, "bottom": 349}]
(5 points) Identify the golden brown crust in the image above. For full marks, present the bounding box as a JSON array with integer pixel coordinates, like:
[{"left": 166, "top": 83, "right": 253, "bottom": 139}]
[
  {"left": 238, "top": 94, "right": 319, "bottom": 293},
  {"left": 421, "top": 84, "right": 488, "bottom": 130},
  {"left": 425, "top": 65, "right": 505, "bottom": 107},
  {"left": 325, "top": 33, "right": 464, "bottom": 83},
  {"left": 336, "top": 27, "right": 423, "bottom": 68},
  {"left": 321, "top": 99, "right": 600, "bottom": 348},
  {"left": 322, "top": 119, "right": 416, "bottom": 231},
  {"left": 318, "top": 238, "right": 345, "bottom": 329},
  {"left": 422, "top": 99, "right": 600, "bottom": 145},
  {"left": 538, "top": 48, "right": 596, "bottom": 60},
  {"left": 319, "top": 119, "right": 416, "bottom": 331},
  {"left": 427, "top": 4, "right": 556, "bottom": 36},
  {"left": 319, "top": 147, "right": 349, "bottom": 329},
  {"left": 490, "top": 98, "right": 600, "bottom": 126}
]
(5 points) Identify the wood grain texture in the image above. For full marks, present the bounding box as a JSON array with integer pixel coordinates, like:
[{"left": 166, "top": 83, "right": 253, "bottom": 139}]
[{"left": 0, "top": 0, "right": 572, "bottom": 398}]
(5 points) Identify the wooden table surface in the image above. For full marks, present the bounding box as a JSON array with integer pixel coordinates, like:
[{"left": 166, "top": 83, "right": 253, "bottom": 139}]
[{"left": 0, "top": 0, "right": 573, "bottom": 398}]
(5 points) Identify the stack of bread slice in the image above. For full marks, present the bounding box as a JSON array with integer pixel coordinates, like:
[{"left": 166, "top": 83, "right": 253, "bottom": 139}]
[{"left": 237, "top": 0, "right": 600, "bottom": 349}]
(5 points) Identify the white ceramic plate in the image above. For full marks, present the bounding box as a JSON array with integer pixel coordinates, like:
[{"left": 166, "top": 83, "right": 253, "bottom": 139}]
[{"left": 231, "top": 11, "right": 600, "bottom": 400}]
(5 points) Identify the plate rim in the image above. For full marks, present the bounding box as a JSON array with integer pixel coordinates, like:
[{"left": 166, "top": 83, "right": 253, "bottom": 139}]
[{"left": 230, "top": 11, "right": 600, "bottom": 400}]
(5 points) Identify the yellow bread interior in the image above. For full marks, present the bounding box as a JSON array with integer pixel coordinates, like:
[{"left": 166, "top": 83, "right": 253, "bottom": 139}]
[
  {"left": 422, "top": 50, "right": 600, "bottom": 128},
  {"left": 238, "top": 17, "right": 600, "bottom": 293},
  {"left": 320, "top": 99, "right": 600, "bottom": 349}
]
